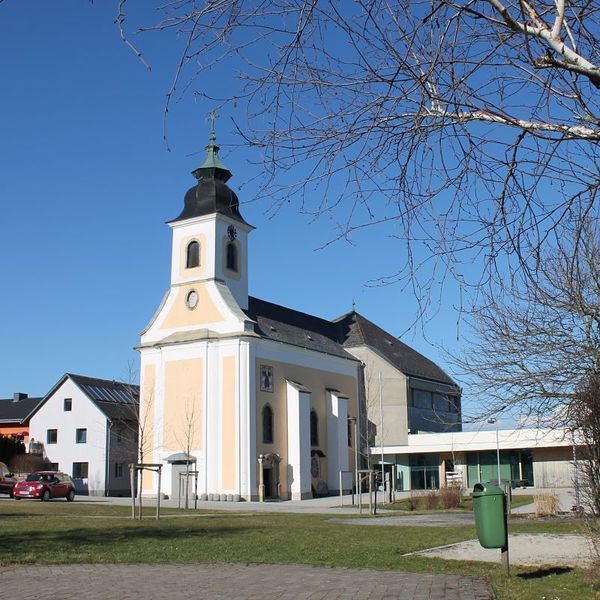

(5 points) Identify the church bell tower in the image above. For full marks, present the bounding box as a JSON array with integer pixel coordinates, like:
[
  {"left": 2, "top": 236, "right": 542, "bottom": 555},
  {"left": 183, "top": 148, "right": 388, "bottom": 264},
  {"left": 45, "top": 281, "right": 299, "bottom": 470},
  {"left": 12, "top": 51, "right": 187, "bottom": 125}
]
[{"left": 166, "top": 117, "right": 253, "bottom": 310}]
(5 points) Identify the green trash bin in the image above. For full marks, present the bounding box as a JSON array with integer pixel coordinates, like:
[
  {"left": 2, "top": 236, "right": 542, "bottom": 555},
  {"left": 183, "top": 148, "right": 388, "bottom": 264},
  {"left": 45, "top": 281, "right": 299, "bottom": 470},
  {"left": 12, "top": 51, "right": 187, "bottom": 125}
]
[{"left": 472, "top": 483, "right": 507, "bottom": 549}]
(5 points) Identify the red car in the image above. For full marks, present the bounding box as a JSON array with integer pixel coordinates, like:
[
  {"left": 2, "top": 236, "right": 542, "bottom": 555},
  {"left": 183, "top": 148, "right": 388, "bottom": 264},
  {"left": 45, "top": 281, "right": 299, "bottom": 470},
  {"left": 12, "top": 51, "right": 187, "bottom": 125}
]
[{"left": 13, "top": 471, "right": 76, "bottom": 502}]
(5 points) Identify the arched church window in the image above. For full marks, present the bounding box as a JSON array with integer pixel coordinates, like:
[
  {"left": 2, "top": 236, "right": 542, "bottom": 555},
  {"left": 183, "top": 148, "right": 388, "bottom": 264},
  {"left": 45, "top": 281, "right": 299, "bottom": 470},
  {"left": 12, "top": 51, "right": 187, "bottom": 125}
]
[
  {"left": 262, "top": 404, "right": 274, "bottom": 444},
  {"left": 186, "top": 241, "right": 200, "bottom": 268},
  {"left": 226, "top": 242, "right": 238, "bottom": 272},
  {"left": 310, "top": 410, "right": 319, "bottom": 446}
]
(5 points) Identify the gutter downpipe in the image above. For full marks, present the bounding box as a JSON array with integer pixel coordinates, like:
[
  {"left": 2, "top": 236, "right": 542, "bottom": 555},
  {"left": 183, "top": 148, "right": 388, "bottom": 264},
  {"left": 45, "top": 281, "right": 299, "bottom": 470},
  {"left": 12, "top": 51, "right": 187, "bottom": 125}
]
[{"left": 105, "top": 419, "right": 113, "bottom": 497}]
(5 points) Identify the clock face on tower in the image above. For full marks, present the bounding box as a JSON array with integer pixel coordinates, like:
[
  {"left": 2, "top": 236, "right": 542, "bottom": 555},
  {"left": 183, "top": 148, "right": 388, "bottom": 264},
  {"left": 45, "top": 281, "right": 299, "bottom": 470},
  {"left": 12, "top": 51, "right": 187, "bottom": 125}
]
[
  {"left": 185, "top": 290, "right": 199, "bottom": 310},
  {"left": 227, "top": 224, "right": 237, "bottom": 241}
]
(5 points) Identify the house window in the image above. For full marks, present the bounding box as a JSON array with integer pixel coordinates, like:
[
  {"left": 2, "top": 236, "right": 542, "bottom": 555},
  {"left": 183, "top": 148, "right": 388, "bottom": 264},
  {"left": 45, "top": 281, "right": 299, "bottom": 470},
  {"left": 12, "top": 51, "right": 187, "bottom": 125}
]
[
  {"left": 49, "top": 462, "right": 59, "bottom": 471},
  {"left": 64, "top": 398, "right": 72, "bottom": 411},
  {"left": 186, "top": 240, "right": 200, "bottom": 268},
  {"left": 262, "top": 405, "right": 274, "bottom": 444},
  {"left": 226, "top": 242, "right": 238, "bottom": 272},
  {"left": 310, "top": 410, "right": 319, "bottom": 446},
  {"left": 114, "top": 462, "right": 124, "bottom": 478},
  {"left": 76, "top": 428, "right": 87, "bottom": 444},
  {"left": 72, "top": 462, "right": 88, "bottom": 479},
  {"left": 347, "top": 419, "right": 352, "bottom": 447},
  {"left": 47, "top": 429, "right": 57, "bottom": 444}
]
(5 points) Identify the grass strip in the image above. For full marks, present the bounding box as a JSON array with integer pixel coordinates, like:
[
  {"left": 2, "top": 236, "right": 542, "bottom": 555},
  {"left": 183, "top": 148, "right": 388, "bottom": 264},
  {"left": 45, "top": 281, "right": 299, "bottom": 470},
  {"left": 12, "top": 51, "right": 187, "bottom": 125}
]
[{"left": 0, "top": 501, "right": 597, "bottom": 600}]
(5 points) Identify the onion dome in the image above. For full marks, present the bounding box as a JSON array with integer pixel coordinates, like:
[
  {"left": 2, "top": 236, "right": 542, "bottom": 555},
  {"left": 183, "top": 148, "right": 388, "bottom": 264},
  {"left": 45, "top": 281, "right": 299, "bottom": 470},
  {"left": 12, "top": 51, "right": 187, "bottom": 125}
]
[{"left": 170, "top": 120, "right": 247, "bottom": 224}]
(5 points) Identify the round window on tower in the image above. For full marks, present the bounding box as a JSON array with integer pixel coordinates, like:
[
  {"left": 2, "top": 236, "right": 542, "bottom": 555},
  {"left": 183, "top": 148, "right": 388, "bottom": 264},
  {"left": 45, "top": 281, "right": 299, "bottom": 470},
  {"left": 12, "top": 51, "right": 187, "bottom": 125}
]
[{"left": 185, "top": 290, "right": 199, "bottom": 310}]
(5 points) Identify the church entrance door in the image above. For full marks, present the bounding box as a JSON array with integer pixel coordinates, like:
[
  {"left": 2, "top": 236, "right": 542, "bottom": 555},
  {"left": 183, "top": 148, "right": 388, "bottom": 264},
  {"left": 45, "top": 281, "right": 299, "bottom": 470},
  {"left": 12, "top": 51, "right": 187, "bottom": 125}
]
[
  {"left": 263, "top": 467, "right": 274, "bottom": 499},
  {"left": 171, "top": 463, "right": 196, "bottom": 503}
]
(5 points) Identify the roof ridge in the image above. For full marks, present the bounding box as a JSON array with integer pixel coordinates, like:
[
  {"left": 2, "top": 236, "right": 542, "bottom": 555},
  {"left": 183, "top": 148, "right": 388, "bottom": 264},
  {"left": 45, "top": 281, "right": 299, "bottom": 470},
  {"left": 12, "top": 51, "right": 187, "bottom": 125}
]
[
  {"left": 339, "top": 312, "right": 458, "bottom": 387},
  {"left": 353, "top": 311, "right": 369, "bottom": 344},
  {"left": 67, "top": 373, "right": 139, "bottom": 389}
]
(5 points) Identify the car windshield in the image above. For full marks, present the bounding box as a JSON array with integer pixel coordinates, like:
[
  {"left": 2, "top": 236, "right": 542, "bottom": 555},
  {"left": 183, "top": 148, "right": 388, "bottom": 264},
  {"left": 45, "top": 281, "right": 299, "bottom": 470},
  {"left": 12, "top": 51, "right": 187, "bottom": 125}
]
[{"left": 25, "top": 473, "right": 53, "bottom": 483}]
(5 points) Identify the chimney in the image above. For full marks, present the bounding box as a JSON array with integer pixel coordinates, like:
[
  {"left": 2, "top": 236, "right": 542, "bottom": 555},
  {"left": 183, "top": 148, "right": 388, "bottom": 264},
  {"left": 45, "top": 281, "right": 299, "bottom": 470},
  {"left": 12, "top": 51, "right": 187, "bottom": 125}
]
[{"left": 13, "top": 392, "right": 28, "bottom": 402}]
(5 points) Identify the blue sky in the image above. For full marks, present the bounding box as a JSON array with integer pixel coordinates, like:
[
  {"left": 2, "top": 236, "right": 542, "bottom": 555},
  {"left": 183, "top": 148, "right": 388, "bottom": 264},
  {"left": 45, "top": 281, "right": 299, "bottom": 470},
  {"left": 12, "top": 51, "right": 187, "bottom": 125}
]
[{"left": 0, "top": 2, "right": 478, "bottom": 418}]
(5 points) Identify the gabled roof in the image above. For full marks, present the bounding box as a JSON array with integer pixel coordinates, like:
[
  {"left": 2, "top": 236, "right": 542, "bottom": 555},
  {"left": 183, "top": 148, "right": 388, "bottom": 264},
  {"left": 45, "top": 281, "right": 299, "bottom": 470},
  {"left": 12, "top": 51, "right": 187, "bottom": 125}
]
[
  {"left": 245, "top": 297, "right": 458, "bottom": 388},
  {"left": 29, "top": 373, "right": 139, "bottom": 422},
  {"left": 245, "top": 297, "right": 356, "bottom": 361},
  {"left": 0, "top": 396, "right": 43, "bottom": 424},
  {"left": 335, "top": 312, "right": 458, "bottom": 387},
  {"left": 68, "top": 374, "right": 138, "bottom": 406}
]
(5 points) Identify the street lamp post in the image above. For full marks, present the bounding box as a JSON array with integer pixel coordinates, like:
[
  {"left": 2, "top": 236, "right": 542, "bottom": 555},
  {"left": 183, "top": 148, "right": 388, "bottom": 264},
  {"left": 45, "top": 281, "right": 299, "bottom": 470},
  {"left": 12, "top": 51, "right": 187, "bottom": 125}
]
[
  {"left": 347, "top": 416, "right": 358, "bottom": 505},
  {"left": 487, "top": 418, "right": 501, "bottom": 485}
]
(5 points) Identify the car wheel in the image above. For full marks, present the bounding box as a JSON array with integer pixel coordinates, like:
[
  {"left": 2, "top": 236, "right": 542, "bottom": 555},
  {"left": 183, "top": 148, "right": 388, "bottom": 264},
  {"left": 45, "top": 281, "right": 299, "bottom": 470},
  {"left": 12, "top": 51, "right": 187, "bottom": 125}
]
[
  {"left": 9, "top": 489, "right": 14, "bottom": 499},
  {"left": 41, "top": 489, "right": 51, "bottom": 502},
  {"left": 67, "top": 490, "right": 75, "bottom": 502},
  {"left": 14, "top": 496, "right": 21, "bottom": 500}
]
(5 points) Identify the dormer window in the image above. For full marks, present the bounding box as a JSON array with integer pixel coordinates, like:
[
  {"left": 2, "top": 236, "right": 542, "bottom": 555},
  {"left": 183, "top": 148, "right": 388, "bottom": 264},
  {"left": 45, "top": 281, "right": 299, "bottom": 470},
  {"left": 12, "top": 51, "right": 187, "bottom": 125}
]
[
  {"left": 226, "top": 242, "right": 238, "bottom": 272},
  {"left": 186, "top": 240, "right": 200, "bottom": 268}
]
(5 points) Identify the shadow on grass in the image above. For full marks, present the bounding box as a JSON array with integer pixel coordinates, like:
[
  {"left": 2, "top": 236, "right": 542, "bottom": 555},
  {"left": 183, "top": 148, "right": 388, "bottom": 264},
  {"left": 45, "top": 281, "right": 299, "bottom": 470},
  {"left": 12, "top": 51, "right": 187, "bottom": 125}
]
[
  {"left": 518, "top": 566, "right": 573, "bottom": 579},
  {"left": 0, "top": 512, "right": 48, "bottom": 519},
  {"left": 0, "top": 522, "right": 249, "bottom": 562}
]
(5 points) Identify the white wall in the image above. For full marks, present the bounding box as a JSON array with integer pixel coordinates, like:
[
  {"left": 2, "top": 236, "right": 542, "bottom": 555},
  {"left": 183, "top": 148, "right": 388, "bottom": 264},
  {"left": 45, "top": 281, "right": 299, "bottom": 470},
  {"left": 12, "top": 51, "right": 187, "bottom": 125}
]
[{"left": 29, "top": 378, "right": 107, "bottom": 495}]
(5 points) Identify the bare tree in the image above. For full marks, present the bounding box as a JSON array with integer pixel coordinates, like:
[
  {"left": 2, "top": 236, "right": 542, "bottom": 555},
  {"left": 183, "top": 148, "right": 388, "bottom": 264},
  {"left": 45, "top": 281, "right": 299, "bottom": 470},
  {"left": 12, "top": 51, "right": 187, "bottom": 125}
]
[
  {"left": 570, "top": 371, "right": 600, "bottom": 517},
  {"left": 453, "top": 218, "right": 600, "bottom": 425},
  {"left": 119, "top": 1, "right": 600, "bottom": 311},
  {"left": 121, "top": 364, "right": 154, "bottom": 516},
  {"left": 173, "top": 396, "right": 200, "bottom": 509}
]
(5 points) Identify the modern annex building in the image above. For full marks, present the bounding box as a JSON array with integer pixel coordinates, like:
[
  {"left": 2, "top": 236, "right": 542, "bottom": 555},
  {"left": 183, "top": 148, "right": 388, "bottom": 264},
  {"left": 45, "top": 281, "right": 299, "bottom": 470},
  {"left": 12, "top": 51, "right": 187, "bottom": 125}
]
[
  {"left": 371, "top": 427, "right": 577, "bottom": 492},
  {"left": 137, "top": 128, "right": 462, "bottom": 501}
]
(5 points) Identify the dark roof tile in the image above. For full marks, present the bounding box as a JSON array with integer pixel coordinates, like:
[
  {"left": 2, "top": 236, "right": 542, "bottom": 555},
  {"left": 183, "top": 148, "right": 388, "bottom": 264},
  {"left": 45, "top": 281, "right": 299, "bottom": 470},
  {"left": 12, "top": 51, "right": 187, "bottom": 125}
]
[
  {"left": 335, "top": 312, "right": 458, "bottom": 387},
  {"left": 245, "top": 297, "right": 457, "bottom": 387},
  {"left": 245, "top": 297, "right": 356, "bottom": 360},
  {"left": 0, "top": 397, "right": 43, "bottom": 423}
]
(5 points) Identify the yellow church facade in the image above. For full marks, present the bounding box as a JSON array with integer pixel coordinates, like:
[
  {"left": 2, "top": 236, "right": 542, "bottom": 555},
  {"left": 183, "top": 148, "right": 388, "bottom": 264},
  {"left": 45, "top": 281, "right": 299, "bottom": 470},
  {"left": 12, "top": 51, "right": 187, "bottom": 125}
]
[{"left": 137, "top": 128, "right": 361, "bottom": 501}]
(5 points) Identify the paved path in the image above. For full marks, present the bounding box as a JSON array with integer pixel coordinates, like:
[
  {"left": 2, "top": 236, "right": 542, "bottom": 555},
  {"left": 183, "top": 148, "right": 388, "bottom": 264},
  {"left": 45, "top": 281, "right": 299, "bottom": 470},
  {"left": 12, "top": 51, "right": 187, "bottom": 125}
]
[
  {"left": 0, "top": 563, "right": 495, "bottom": 599},
  {"left": 408, "top": 534, "right": 595, "bottom": 567}
]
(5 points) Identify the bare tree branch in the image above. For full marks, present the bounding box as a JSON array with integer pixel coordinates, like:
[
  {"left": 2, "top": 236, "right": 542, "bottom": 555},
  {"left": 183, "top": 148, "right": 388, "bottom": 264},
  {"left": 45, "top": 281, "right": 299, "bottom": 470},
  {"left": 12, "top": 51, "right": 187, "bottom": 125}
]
[{"left": 120, "top": 1, "right": 600, "bottom": 317}]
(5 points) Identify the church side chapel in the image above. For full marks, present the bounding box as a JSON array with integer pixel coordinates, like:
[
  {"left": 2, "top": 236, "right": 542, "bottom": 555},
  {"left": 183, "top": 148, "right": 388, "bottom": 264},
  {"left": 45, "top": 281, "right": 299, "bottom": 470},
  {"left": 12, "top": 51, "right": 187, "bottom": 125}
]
[{"left": 138, "top": 121, "right": 460, "bottom": 502}]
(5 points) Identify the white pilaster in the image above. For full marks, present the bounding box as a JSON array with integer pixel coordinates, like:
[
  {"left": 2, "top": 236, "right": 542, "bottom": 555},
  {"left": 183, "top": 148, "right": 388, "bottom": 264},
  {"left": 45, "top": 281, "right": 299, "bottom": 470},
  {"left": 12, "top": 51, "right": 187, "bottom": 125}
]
[
  {"left": 244, "top": 343, "right": 257, "bottom": 500},
  {"left": 286, "top": 381, "right": 312, "bottom": 500},
  {"left": 326, "top": 391, "right": 349, "bottom": 493}
]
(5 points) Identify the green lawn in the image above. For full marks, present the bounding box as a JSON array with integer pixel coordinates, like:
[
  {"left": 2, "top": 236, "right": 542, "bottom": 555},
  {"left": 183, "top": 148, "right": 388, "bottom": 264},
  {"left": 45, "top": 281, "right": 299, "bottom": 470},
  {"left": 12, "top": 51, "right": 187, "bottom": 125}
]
[{"left": 0, "top": 501, "right": 597, "bottom": 600}]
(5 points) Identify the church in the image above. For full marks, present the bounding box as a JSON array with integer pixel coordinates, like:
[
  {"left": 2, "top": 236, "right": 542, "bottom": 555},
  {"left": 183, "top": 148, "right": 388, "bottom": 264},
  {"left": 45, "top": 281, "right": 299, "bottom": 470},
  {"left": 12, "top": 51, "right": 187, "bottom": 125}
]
[{"left": 137, "top": 125, "right": 461, "bottom": 502}]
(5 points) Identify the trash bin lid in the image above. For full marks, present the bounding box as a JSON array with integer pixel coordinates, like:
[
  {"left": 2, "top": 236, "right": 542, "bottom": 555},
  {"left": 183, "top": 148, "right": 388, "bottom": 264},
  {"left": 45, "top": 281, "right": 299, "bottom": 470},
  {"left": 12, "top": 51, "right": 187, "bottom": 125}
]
[{"left": 472, "top": 483, "right": 504, "bottom": 497}]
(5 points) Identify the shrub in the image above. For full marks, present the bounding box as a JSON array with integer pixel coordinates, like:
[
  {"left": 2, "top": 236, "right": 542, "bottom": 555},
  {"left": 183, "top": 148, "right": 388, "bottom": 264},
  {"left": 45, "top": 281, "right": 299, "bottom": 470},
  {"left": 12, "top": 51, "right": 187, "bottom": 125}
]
[
  {"left": 408, "top": 491, "right": 429, "bottom": 511},
  {"left": 534, "top": 492, "right": 560, "bottom": 517},
  {"left": 407, "top": 489, "right": 460, "bottom": 510},
  {"left": 0, "top": 434, "right": 25, "bottom": 465},
  {"left": 581, "top": 518, "right": 600, "bottom": 588},
  {"left": 439, "top": 486, "right": 462, "bottom": 509},
  {"left": 425, "top": 490, "right": 439, "bottom": 510},
  {"left": 9, "top": 453, "right": 52, "bottom": 476}
]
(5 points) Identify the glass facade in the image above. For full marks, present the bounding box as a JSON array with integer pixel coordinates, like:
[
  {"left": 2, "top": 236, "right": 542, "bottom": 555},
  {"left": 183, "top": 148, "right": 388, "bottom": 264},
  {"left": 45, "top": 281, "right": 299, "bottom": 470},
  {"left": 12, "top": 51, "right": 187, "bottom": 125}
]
[
  {"left": 409, "top": 453, "right": 440, "bottom": 489},
  {"left": 466, "top": 450, "right": 534, "bottom": 486}
]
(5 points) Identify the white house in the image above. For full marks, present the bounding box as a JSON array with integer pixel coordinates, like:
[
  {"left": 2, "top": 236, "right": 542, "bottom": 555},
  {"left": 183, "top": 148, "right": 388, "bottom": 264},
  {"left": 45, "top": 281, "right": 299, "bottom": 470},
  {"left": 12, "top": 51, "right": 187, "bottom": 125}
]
[{"left": 28, "top": 373, "right": 139, "bottom": 496}]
